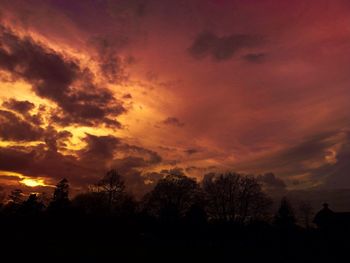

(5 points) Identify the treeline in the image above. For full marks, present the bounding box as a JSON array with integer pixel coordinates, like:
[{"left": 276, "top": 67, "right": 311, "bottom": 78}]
[
  {"left": 0, "top": 170, "right": 292, "bottom": 224},
  {"left": 1, "top": 170, "right": 350, "bottom": 262}
]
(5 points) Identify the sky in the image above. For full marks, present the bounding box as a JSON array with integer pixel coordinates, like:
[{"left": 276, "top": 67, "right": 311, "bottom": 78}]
[{"left": 1, "top": 0, "right": 350, "bottom": 198}]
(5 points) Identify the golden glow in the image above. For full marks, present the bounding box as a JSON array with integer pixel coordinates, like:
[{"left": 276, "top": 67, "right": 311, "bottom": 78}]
[
  {"left": 0, "top": 141, "right": 42, "bottom": 148},
  {"left": 0, "top": 170, "right": 52, "bottom": 188},
  {"left": 20, "top": 178, "right": 47, "bottom": 187}
]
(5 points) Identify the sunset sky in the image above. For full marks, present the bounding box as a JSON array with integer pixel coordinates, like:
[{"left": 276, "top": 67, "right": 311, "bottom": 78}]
[{"left": 1, "top": 0, "right": 350, "bottom": 197}]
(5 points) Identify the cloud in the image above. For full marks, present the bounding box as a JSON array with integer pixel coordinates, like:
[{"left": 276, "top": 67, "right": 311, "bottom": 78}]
[
  {"left": 0, "top": 110, "right": 44, "bottom": 141},
  {"left": 44, "top": 126, "right": 72, "bottom": 152},
  {"left": 80, "top": 134, "right": 120, "bottom": 161},
  {"left": 257, "top": 172, "right": 286, "bottom": 190},
  {"left": 160, "top": 167, "right": 185, "bottom": 176},
  {"left": 77, "top": 135, "right": 161, "bottom": 170},
  {"left": 123, "top": 93, "right": 133, "bottom": 99},
  {"left": 2, "top": 0, "right": 350, "bottom": 199},
  {"left": 314, "top": 132, "right": 350, "bottom": 189},
  {"left": 188, "top": 31, "right": 263, "bottom": 61},
  {"left": 82, "top": 135, "right": 163, "bottom": 197},
  {"left": 106, "top": 0, "right": 148, "bottom": 18},
  {"left": 2, "top": 99, "right": 35, "bottom": 114},
  {"left": 2, "top": 98, "right": 43, "bottom": 125},
  {"left": 243, "top": 53, "right": 266, "bottom": 63},
  {"left": 0, "top": 132, "right": 163, "bottom": 191},
  {"left": 88, "top": 36, "right": 129, "bottom": 83},
  {"left": 116, "top": 144, "right": 162, "bottom": 165},
  {"left": 234, "top": 130, "right": 350, "bottom": 189},
  {"left": 0, "top": 26, "right": 125, "bottom": 128},
  {"left": 184, "top": 148, "right": 199, "bottom": 155},
  {"left": 162, "top": 117, "right": 184, "bottom": 127}
]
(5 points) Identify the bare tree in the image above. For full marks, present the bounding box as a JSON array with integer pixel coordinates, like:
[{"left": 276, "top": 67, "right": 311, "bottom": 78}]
[
  {"left": 237, "top": 176, "right": 272, "bottom": 223},
  {"left": 202, "top": 172, "right": 240, "bottom": 221},
  {"left": 203, "top": 172, "right": 271, "bottom": 223},
  {"left": 97, "top": 169, "right": 126, "bottom": 212}
]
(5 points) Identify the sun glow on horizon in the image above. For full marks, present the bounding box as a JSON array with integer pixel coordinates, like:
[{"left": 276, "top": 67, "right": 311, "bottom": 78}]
[
  {"left": 20, "top": 178, "right": 48, "bottom": 187},
  {"left": 0, "top": 170, "right": 52, "bottom": 188}
]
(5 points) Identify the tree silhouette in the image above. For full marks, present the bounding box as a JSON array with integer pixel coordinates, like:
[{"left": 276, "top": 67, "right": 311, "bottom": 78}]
[
  {"left": 203, "top": 173, "right": 271, "bottom": 222},
  {"left": 0, "top": 186, "right": 6, "bottom": 205},
  {"left": 72, "top": 191, "right": 108, "bottom": 215},
  {"left": 2, "top": 188, "right": 24, "bottom": 215},
  {"left": 20, "top": 194, "right": 44, "bottom": 216},
  {"left": 53, "top": 178, "right": 69, "bottom": 201},
  {"left": 96, "top": 169, "right": 126, "bottom": 213},
  {"left": 275, "top": 197, "right": 296, "bottom": 227},
  {"left": 236, "top": 175, "right": 272, "bottom": 223},
  {"left": 202, "top": 172, "right": 240, "bottom": 221},
  {"left": 8, "top": 189, "right": 24, "bottom": 204},
  {"left": 143, "top": 173, "right": 202, "bottom": 221},
  {"left": 298, "top": 201, "right": 313, "bottom": 228},
  {"left": 185, "top": 203, "right": 207, "bottom": 225},
  {"left": 47, "top": 178, "right": 71, "bottom": 214}
]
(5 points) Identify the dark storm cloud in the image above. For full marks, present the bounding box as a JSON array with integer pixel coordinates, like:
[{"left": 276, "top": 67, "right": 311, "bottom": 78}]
[
  {"left": 2, "top": 98, "right": 44, "bottom": 125},
  {"left": 108, "top": 144, "right": 162, "bottom": 197},
  {"left": 257, "top": 172, "right": 286, "bottom": 190},
  {"left": 0, "top": 110, "right": 44, "bottom": 141},
  {"left": 78, "top": 134, "right": 162, "bottom": 196},
  {"left": 189, "top": 31, "right": 263, "bottom": 61},
  {"left": 80, "top": 134, "right": 120, "bottom": 161},
  {"left": 270, "top": 132, "right": 341, "bottom": 172},
  {"left": 0, "top": 132, "right": 163, "bottom": 189},
  {"left": 0, "top": 26, "right": 126, "bottom": 128},
  {"left": 162, "top": 117, "right": 184, "bottom": 127},
  {"left": 59, "top": 0, "right": 143, "bottom": 85},
  {"left": 0, "top": 144, "right": 94, "bottom": 185},
  {"left": 44, "top": 126, "right": 72, "bottom": 152},
  {"left": 88, "top": 36, "right": 129, "bottom": 84},
  {"left": 2, "top": 99, "right": 35, "bottom": 114},
  {"left": 239, "top": 132, "right": 339, "bottom": 172},
  {"left": 80, "top": 134, "right": 163, "bottom": 188},
  {"left": 79, "top": 133, "right": 162, "bottom": 169},
  {"left": 117, "top": 144, "right": 162, "bottom": 164},
  {"left": 0, "top": 146, "right": 34, "bottom": 171}
]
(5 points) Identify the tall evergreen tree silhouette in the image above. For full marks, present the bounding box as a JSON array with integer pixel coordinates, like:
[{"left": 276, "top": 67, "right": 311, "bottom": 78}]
[
  {"left": 48, "top": 178, "right": 71, "bottom": 214},
  {"left": 275, "top": 197, "right": 296, "bottom": 227}
]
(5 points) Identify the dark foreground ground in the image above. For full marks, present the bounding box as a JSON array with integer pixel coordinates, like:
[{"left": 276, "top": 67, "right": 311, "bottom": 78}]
[{"left": 1, "top": 215, "right": 349, "bottom": 263}]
